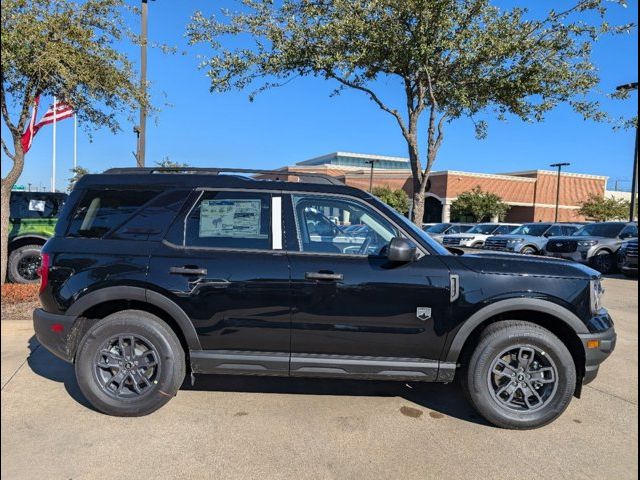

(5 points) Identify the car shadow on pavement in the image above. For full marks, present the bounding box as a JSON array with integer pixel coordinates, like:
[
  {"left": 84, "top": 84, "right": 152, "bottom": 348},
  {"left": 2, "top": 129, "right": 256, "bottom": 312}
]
[
  {"left": 26, "top": 335, "right": 488, "bottom": 426},
  {"left": 26, "top": 336, "right": 96, "bottom": 411},
  {"left": 182, "top": 374, "right": 490, "bottom": 427}
]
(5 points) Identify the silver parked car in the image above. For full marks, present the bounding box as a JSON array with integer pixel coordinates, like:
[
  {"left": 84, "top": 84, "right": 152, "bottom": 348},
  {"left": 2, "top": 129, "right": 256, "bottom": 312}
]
[
  {"left": 422, "top": 222, "right": 474, "bottom": 243},
  {"left": 483, "top": 222, "right": 581, "bottom": 255},
  {"left": 442, "top": 223, "right": 520, "bottom": 248},
  {"left": 545, "top": 222, "right": 638, "bottom": 273}
]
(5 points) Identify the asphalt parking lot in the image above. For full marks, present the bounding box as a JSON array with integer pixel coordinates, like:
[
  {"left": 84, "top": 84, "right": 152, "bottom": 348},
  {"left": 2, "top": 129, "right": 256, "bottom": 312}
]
[{"left": 1, "top": 276, "right": 637, "bottom": 480}]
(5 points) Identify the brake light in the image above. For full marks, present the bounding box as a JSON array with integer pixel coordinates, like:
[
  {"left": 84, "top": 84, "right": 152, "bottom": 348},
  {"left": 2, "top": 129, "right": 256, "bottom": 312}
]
[{"left": 37, "top": 253, "right": 50, "bottom": 293}]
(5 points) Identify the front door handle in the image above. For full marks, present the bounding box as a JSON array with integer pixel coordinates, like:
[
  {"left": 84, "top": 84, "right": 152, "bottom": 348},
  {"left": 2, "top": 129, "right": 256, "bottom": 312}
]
[
  {"left": 170, "top": 266, "right": 208, "bottom": 276},
  {"left": 305, "top": 272, "right": 343, "bottom": 281}
]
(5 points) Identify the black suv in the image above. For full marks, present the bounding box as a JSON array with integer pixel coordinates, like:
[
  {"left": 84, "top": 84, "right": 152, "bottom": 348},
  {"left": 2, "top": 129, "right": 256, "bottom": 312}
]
[{"left": 33, "top": 168, "right": 616, "bottom": 429}]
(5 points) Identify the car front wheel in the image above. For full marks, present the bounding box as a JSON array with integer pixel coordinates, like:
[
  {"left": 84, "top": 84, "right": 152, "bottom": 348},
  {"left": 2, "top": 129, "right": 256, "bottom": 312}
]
[
  {"left": 75, "top": 310, "right": 186, "bottom": 417},
  {"left": 590, "top": 250, "right": 615, "bottom": 274},
  {"left": 460, "top": 321, "right": 576, "bottom": 429}
]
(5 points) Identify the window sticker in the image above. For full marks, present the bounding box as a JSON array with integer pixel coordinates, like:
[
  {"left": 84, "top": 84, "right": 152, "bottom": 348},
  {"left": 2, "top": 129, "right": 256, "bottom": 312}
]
[
  {"left": 28, "top": 199, "right": 46, "bottom": 212},
  {"left": 199, "top": 199, "right": 265, "bottom": 238}
]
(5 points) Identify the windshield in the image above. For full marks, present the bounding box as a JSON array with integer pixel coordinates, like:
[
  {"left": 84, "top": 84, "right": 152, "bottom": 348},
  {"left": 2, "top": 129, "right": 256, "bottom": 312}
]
[
  {"left": 425, "top": 223, "right": 451, "bottom": 234},
  {"left": 369, "top": 197, "right": 450, "bottom": 255},
  {"left": 467, "top": 224, "right": 499, "bottom": 234},
  {"left": 573, "top": 223, "right": 625, "bottom": 238},
  {"left": 510, "top": 224, "right": 550, "bottom": 236}
]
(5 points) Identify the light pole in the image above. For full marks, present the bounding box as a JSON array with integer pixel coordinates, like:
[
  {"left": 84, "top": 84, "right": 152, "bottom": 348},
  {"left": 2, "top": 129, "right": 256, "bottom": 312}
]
[
  {"left": 550, "top": 162, "right": 570, "bottom": 222},
  {"left": 365, "top": 160, "right": 378, "bottom": 192},
  {"left": 135, "top": 0, "right": 149, "bottom": 167},
  {"left": 616, "top": 82, "right": 638, "bottom": 222}
]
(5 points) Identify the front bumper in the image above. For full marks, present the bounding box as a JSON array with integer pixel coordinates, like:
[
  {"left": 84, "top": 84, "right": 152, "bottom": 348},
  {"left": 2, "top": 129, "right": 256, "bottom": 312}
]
[
  {"left": 33, "top": 308, "right": 77, "bottom": 363},
  {"left": 546, "top": 249, "right": 592, "bottom": 263},
  {"left": 578, "top": 326, "right": 617, "bottom": 385}
]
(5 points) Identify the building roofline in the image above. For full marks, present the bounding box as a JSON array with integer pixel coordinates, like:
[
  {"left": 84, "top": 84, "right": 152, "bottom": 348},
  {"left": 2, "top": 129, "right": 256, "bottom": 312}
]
[
  {"left": 297, "top": 151, "right": 411, "bottom": 165},
  {"left": 503, "top": 169, "right": 608, "bottom": 180}
]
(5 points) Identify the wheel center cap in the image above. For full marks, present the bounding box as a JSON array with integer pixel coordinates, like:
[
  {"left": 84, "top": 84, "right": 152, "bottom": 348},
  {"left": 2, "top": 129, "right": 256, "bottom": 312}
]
[
  {"left": 125, "top": 361, "right": 134, "bottom": 370},
  {"left": 517, "top": 373, "right": 525, "bottom": 382}
]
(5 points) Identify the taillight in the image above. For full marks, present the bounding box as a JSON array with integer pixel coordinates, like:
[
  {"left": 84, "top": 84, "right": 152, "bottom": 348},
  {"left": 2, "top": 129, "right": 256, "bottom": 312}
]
[{"left": 37, "top": 253, "right": 50, "bottom": 293}]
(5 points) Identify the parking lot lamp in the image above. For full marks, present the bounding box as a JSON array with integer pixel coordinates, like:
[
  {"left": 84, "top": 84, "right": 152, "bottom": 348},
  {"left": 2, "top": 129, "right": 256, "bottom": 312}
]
[
  {"left": 616, "top": 82, "right": 638, "bottom": 222},
  {"left": 365, "top": 160, "right": 379, "bottom": 192},
  {"left": 550, "top": 162, "right": 570, "bottom": 222}
]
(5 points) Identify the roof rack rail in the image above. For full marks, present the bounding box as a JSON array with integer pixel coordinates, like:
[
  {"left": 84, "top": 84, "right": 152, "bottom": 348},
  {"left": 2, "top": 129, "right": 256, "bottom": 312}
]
[{"left": 102, "top": 167, "right": 344, "bottom": 186}]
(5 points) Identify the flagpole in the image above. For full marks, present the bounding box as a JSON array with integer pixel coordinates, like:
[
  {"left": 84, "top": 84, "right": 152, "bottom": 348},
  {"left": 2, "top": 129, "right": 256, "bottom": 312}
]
[
  {"left": 73, "top": 113, "right": 77, "bottom": 170},
  {"left": 52, "top": 96, "right": 57, "bottom": 192}
]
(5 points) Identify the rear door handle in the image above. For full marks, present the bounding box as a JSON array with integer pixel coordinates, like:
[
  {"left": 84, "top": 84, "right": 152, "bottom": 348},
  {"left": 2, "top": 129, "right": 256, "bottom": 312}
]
[
  {"left": 305, "top": 272, "right": 343, "bottom": 281},
  {"left": 170, "top": 266, "right": 208, "bottom": 276}
]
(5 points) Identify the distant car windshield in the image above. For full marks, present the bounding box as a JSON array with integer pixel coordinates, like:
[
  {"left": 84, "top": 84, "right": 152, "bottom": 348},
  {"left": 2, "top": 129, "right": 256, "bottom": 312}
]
[
  {"left": 467, "top": 224, "right": 498, "bottom": 234},
  {"left": 573, "top": 223, "right": 625, "bottom": 238},
  {"left": 425, "top": 223, "right": 451, "bottom": 234},
  {"left": 510, "top": 224, "right": 550, "bottom": 236}
]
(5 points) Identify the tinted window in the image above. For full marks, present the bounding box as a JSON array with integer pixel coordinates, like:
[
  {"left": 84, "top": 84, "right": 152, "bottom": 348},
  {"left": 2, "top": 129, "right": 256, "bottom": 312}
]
[
  {"left": 67, "top": 189, "right": 161, "bottom": 238},
  {"left": 425, "top": 223, "right": 450, "bottom": 234},
  {"left": 562, "top": 226, "right": 579, "bottom": 235},
  {"left": 467, "top": 224, "right": 498, "bottom": 234},
  {"left": 10, "top": 192, "right": 67, "bottom": 219},
  {"left": 185, "top": 191, "right": 271, "bottom": 250},
  {"left": 620, "top": 224, "right": 638, "bottom": 239},
  {"left": 510, "top": 224, "right": 550, "bottom": 236},
  {"left": 573, "top": 223, "right": 626, "bottom": 238},
  {"left": 545, "top": 225, "right": 563, "bottom": 237},
  {"left": 494, "top": 225, "right": 517, "bottom": 234},
  {"left": 293, "top": 195, "right": 398, "bottom": 255}
]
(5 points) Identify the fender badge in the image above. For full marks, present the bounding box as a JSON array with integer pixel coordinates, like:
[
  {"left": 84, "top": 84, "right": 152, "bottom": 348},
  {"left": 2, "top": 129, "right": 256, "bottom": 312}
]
[{"left": 416, "top": 307, "right": 432, "bottom": 321}]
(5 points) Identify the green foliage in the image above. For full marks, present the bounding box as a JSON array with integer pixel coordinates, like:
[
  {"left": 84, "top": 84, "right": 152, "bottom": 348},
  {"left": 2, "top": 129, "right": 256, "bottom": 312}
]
[
  {"left": 155, "top": 157, "right": 190, "bottom": 169},
  {"left": 450, "top": 186, "right": 510, "bottom": 222},
  {"left": 67, "top": 166, "right": 90, "bottom": 192},
  {"left": 372, "top": 186, "right": 410, "bottom": 215},
  {"left": 578, "top": 194, "right": 630, "bottom": 221},
  {"left": 187, "top": 0, "right": 632, "bottom": 223}
]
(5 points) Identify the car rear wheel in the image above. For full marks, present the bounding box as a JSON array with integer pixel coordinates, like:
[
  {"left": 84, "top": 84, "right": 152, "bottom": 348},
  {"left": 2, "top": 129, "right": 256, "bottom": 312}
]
[
  {"left": 460, "top": 321, "right": 576, "bottom": 429},
  {"left": 7, "top": 245, "right": 42, "bottom": 284},
  {"left": 590, "top": 250, "right": 615, "bottom": 274},
  {"left": 75, "top": 310, "right": 185, "bottom": 417}
]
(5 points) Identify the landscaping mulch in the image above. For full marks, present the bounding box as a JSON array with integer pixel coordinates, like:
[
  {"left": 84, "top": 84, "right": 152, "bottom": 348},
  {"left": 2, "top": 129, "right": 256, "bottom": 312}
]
[{"left": 1, "top": 284, "right": 40, "bottom": 321}]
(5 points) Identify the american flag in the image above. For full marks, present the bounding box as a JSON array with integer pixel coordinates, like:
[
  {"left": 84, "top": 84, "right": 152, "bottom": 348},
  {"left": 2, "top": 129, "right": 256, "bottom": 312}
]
[{"left": 21, "top": 98, "right": 74, "bottom": 153}]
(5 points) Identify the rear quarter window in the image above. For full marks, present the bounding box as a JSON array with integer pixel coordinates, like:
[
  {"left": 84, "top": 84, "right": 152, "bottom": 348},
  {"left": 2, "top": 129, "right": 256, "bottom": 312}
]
[{"left": 66, "top": 189, "right": 162, "bottom": 238}]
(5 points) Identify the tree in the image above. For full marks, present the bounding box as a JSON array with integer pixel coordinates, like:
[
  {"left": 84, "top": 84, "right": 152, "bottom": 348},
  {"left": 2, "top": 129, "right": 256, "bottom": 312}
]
[
  {"left": 450, "top": 186, "right": 510, "bottom": 222},
  {"left": 187, "top": 0, "right": 631, "bottom": 225},
  {"left": 578, "top": 194, "right": 630, "bottom": 221},
  {"left": 1, "top": 0, "right": 146, "bottom": 283},
  {"left": 155, "top": 157, "right": 190, "bottom": 169},
  {"left": 372, "top": 185, "right": 410, "bottom": 215},
  {"left": 67, "top": 166, "right": 90, "bottom": 193}
]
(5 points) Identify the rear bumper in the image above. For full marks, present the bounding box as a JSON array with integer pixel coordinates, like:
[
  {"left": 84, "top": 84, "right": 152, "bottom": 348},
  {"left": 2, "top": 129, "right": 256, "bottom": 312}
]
[
  {"left": 578, "top": 326, "right": 617, "bottom": 385},
  {"left": 33, "top": 308, "right": 77, "bottom": 363}
]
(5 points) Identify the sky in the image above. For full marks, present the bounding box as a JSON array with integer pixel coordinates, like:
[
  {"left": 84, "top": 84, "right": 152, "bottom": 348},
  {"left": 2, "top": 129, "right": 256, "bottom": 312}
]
[{"left": 1, "top": 0, "right": 638, "bottom": 193}]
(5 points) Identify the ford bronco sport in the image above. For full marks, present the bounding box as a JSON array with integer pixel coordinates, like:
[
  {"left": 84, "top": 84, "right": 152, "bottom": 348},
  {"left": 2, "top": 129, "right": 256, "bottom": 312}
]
[{"left": 33, "top": 168, "right": 616, "bottom": 429}]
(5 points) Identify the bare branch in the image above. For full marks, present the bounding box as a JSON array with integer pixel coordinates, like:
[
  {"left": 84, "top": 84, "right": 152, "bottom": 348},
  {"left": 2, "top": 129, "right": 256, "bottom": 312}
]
[
  {"left": 329, "top": 73, "right": 410, "bottom": 139},
  {"left": 0, "top": 138, "right": 15, "bottom": 161},
  {"left": 0, "top": 85, "right": 18, "bottom": 135}
]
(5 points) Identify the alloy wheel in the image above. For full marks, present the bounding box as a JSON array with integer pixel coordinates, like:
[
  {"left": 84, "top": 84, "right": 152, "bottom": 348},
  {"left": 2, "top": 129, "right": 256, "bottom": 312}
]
[
  {"left": 94, "top": 334, "right": 161, "bottom": 399},
  {"left": 17, "top": 254, "right": 41, "bottom": 281},
  {"left": 487, "top": 345, "right": 558, "bottom": 412}
]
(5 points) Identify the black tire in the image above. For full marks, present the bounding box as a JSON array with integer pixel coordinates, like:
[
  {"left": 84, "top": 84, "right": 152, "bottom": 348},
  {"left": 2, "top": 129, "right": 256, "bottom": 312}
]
[
  {"left": 590, "top": 250, "right": 615, "bottom": 274},
  {"left": 460, "top": 321, "right": 576, "bottom": 429},
  {"left": 520, "top": 245, "right": 538, "bottom": 255},
  {"left": 7, "top": 244, "right": 42, "bottom": 284},
  {"left": 75, "top": 310, "right": 186, "bottom": 417}
]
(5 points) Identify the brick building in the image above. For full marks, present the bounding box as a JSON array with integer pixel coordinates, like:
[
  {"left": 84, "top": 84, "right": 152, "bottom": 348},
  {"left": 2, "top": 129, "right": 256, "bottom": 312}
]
[{"left": 275, "top": 152, "right": 615, "bottom": 223}]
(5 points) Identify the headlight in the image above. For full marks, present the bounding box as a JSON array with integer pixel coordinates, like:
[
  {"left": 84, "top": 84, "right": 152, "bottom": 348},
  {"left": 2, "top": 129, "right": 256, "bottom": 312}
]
[
  {"left": 507, "top": 238, "right": 524, "bottom": 244},
  {"left": 590, "top": 278, "right": 604, "bottom": 314},
  {"left": 578, "top": 240, "right": 598, "bottom": 247}
]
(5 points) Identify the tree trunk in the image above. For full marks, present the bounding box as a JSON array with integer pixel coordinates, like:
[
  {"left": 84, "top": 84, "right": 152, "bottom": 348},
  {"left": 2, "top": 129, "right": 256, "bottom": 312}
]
[
  {"left": 1, "top": 181, "right": 13, "bottom": 285},
  {"left": 412, "top": 189, "right": 425, "bottom": 225}
]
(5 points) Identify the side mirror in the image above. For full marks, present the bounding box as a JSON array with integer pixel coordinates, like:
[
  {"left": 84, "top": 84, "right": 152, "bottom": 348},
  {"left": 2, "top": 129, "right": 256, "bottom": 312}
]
[{"left": 387, "top": 237, "right": 417, "bottom": 262}]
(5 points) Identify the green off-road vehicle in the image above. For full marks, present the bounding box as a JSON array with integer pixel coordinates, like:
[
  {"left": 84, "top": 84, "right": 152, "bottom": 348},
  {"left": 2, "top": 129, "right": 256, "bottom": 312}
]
[{"left": 7, "top": 191, "right": 67, "bottom": 283}]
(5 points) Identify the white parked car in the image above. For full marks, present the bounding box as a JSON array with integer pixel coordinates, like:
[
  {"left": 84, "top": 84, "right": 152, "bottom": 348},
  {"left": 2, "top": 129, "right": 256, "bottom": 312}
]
[{"left": 442, "top": 223, "right": 520, "bottom": 248}]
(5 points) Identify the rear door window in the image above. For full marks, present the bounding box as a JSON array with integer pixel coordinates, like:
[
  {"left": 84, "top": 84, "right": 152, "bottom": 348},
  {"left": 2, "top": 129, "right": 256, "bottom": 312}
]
[
  {"left": 184, "top": 191, "right": 272, "bottom": 250},
  {"left": 67, "top": 189, "right": 161, "bottom": 238}
]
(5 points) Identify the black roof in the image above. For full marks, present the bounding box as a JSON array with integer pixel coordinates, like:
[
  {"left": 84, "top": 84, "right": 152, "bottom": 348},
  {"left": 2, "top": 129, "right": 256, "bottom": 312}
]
[{"left": 75, "top": 168, "right": 370, "bottom": 199}]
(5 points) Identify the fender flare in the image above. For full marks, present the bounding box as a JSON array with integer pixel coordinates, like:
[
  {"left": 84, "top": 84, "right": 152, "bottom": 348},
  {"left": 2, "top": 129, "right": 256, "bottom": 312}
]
[
  {"left": 66, "top": 286, "right": 201, "bottom": 350},
  {"left": 8, "top": 234, "right": 49, "bottom": 248},
  {"left": 444, "top": 298, "right": 588, "bottom": 363}
]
